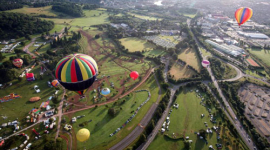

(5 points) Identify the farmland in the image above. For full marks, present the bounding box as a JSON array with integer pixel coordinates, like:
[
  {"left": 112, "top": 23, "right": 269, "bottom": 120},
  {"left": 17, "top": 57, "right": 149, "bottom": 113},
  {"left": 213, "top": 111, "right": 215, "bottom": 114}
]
[
  {"left": 178, "top": 48, "right": 201, "bottom": 72},
  {"left": 249, "top": 48, "right": 270, "bottom": 67},
  {"left": 120, "top": 37, "right": 156, "bottom": 52}
]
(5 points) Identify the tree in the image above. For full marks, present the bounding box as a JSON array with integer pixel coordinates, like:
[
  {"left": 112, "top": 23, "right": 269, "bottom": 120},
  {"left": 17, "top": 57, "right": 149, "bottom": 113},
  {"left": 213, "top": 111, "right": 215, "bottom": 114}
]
[
  {"left": 108, "top": 108, "right": 117, "bottom": 117},
  {"left": 95, "top": 34, "right": 100, "bottom": 39},
  {"left": 64, "top": 27, "right": 68, "bottom": 35},
  {"left": 14, "top": 48, "right": 23, "bottom": 54},
  {"left": 199, "top": 129, "right": 206, "bottom": 139},
  {"left": 20, "top": 41, "right": 25, "bottom": 46},
  {"left": 0, "top": 53, "right": 5, "bottom": 61}
]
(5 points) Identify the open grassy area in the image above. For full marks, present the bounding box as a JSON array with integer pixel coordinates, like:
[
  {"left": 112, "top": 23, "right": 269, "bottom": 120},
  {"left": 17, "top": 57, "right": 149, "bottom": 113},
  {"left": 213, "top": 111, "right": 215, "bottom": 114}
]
[
  {"left": 0, "top": 65, "right": 62, "bottom": 125},
  {"left": 128, "top": 13, "right": 161, "bottom": 20},
  {"left": 200, "top": 47, "right": 212, "bottom": 58},
  {"left": 222, "top": 64, "right": 237, "bottom": 79},
  {"left": 143, "top": 49, "right": 166, "bottom": 57},
  {"left": 158, "top": 35, "right": 179, "bottom": 44},
  {"left": 6, "top": 6, "right": 61, "bottom": 17},
  {"left": 169, "top": 63, "right": 196, "bottom": 80},
  {"left": 178, "top": 48, "right": 201, "bottom": 72},
  {"left": 148, "top": 87, "right": 246, "bottom": 150},
  {"left": 69, "top": 75, "right": 160, "bottom": 150},
  {"left": 120, "top": 37, "right": 156, "bottom": 52},
  {"left": 70, "top": 9, "right": 109, "bottom": 27},
  {"left": 249, "top": 48, "right": 270, "bottom": 67}
]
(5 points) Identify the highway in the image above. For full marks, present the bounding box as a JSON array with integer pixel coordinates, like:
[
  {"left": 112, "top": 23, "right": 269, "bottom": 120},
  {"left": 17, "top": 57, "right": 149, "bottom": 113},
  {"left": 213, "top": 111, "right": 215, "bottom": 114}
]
[{"left": 188, "top": 19, "right": 257, "bottom": 150}]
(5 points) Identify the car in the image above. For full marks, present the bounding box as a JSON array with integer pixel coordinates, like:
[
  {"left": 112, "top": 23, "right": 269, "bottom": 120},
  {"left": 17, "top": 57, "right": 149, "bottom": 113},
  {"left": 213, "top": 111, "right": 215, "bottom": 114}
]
[{"left": 248, "top": 139, "right": 251, "bottom": 142}]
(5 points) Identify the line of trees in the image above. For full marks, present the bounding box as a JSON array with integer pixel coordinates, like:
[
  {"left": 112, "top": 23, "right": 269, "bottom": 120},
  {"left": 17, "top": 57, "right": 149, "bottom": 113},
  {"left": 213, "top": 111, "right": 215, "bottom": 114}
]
[
  {"left": 0, "top": 2, "right": 23, "bottom": 11},
  {"left": 0, "top": 12, "right": 54, "bottom": 40}
]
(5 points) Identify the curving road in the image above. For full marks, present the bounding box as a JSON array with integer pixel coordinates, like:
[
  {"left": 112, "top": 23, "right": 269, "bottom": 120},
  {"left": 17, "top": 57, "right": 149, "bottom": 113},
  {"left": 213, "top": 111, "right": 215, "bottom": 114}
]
[{"left": 110, "top": 73, "right": 162, "bottom": 150}]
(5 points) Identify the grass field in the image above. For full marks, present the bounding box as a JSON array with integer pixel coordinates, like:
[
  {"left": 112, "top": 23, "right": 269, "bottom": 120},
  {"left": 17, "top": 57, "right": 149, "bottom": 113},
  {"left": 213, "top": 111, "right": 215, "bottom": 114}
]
[
  {"left": 70, "top": 75, "right": 160, "bottom": 150},
  {"left": 200, "top": 48, "right": 212, "bottom": 58},
  {"left": 148, "top": 87, "right": 246, "bottom": 150},
  {"left": 70, "top": 9, "right": 109, "bottom": 27},
  {"left": 120, "top": 37, "right": 156, "bottom": 52},
  {"left": 222, "top": 64, "right": 237, "bottom": 79},
  {"left": 128, "top": 13, "right": 161, "bottom": 20},
  {"left": 178, "top": 48, "right": 201, "bottom": 71},
  {"left": 249, "top": 48, "right": 270, "bottom": 67},
  {"left": 169, "top": 63, "right": 196, "bottom": 80},
  {"left": 158, "top": 35, "right": 179, "bottom": 44},
  {"left": 0, "top": 65, "right": 62, "bottom": 125},
  {"left": 6, "top": 6, "right": 61, "bottom": 17},
  {"left": 143, "top": 49, "right": 166, "bottom": 57}
]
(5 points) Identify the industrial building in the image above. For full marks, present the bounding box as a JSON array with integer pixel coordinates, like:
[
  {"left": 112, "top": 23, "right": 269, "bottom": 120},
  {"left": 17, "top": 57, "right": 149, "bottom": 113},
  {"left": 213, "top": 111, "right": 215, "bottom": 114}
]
[
  {"left": 237, "top": 31, "right": 269, "bottom": 39},
  {"left": 205, "top": 40, "right": 245, "bottom": 57}
]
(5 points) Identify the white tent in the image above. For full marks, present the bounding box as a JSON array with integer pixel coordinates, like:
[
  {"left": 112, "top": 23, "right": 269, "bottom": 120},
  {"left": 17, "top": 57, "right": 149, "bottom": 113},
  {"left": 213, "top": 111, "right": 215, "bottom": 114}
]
[{"left": 36, "top": 89, "right": 40, "bottom": 93}]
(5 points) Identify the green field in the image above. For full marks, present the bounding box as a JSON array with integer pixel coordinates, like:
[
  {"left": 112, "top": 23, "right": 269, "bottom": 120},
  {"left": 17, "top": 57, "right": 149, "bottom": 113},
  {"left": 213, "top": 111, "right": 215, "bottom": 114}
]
[
  {"left": 149, "top": 87, "right": 246, "bottom": 150},
  {"left": 70, "top": 75, "right": 160, "bottom": 150},
  {"left": 120, "top": 37, "right": 156, "bottom": 52},
  {"left": 128, "top": 13, "right": 161, "bottom": 20},
  {"left": 6, "top": 6, "right": 61, "bottom": 17},
  {"left": 143, "top": 49, "right": 166, "bottom": 57},
  {"left": 178, "top": 48, "right": 201, "bottom": 72},
  {"left": 249, "top": 48, "right": 270, "bottom": 67},
  {"left": 158, "top": 35, "right": 179, "bottom": 44},
  {"left": 222, "top": 64, "right": 237, "bottom": 79},
  {"left": 169, "top": 63, "right": 196, "bottom": 80},
  {"left": 0, "top": 65, "right": 62, "bottom": 125},
  {"left": 200, "top": 47, "right": 212, "bottom": 58}
]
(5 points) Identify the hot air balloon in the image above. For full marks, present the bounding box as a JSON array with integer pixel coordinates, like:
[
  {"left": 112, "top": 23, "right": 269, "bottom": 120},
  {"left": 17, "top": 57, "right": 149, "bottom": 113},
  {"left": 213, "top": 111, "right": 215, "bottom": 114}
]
[
  {"left": 13, "top": 58, "right": 23, "bottom": 68},
  {"left": 235, "top": 7, "right": 253, "bottom": 27},
  {"left": 201, "top": 60, "right": 210, "bottom": 68},
  {"left": 55, "top": 54, "right": 98, "bottom": 96},
  {"left": 101, "top": 88, "right": 110, "bottom": 96},
  {"left": 51, "top": 79, "right": 59, "bottom": 87},
  {"left": 76, "top": 128, "right": 90, "bottom": 142},
  {"left": 130, "top": 71, "right": 139, "bottom": 80},
  {"left": 26, "top": 73, "right": 35, "bottom": 81}
]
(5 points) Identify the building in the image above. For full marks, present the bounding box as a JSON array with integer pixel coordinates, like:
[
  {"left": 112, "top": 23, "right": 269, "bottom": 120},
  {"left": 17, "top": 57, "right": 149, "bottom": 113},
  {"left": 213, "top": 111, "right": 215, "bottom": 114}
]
[
  {"left": 206, "top": 40, "right": 244, "bottom": 57},
  {"left": 237, "top": 31, "right": 269, "bottom": 39}
]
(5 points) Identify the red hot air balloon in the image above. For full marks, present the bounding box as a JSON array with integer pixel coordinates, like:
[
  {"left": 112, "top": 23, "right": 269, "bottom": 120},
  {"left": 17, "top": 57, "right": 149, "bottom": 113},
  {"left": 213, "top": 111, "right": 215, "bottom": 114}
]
[
  {"left": 130, "top": 71, "right": 139, "bottom": 80},
  {"left": 13, "top": 58, "right": 23, "bottom": 68}
]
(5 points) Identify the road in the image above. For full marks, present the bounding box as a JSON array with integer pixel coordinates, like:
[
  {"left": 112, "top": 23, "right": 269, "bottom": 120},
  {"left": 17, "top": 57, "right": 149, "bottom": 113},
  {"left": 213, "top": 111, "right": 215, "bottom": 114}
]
[
  {"left": 140, "top": 88, "right": 176, "bottom": 150},
  {"left": 188, "top": 20, "right": 256, "bottom": 149},
  {"left": 55, "top": 89, "right": 66, "bottom": 140},
  {"left": 110, "top": 74, "right": 162, "bottom": 150}
]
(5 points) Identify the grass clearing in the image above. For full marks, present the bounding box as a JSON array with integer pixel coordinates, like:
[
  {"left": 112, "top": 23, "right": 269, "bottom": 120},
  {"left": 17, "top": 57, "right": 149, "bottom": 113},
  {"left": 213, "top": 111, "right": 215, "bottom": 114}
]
[
  {"left": 70, "top": 75, "right": 160, "bottom": 150},
  {"left": 222, "top": 64, "right": 237, "bottom": 79},
  {"left": 6, "top": 6, "right": 61, "bottom": 17},
  {"left": 158, "top": 35, "right": 179, "bottom": 44},
  {"left": 178, "top": 48, "right": 201, "bottom": 71},
  {"left": 169, "top": 63, "right": 196, "bottom": 80},
  {"left": 120, "top": 37, "right": 156, "bottom": 52},
  {"left": 143, "top": 49, "right": 166, "bottom": 57},
  {"left": 200, "top": 48, "right": 212, "bottom": 58},
  {"left": 249, "top": 48, "right": 270, "bottom": 67},
  {"left": 149, "top": 87, "right": 246, "bottom": 150},
  {"left": 70, "top": 10, "right": 109, "bottom": 27},
  {"left": 128, "top": 13, "right": 161, "bottom": 20}
]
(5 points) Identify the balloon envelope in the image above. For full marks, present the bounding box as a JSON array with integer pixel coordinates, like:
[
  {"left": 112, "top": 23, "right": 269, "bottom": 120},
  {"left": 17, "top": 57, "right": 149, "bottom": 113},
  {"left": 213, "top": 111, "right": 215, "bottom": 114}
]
[
  {"left": 13, "top": 58, "right": 23, "bottom": 68},
  {"left": 201, "top": 60, "right": 210, "bottom": 68},
  {"left": 235, "top": 7, "right": 253, "bottom": 26},
  {"left": 51, "top": 79, "right": 59, "bottom": 87},
  {"left": 130, "top": 71, "right": 139, "bottom": 80},
  {"left": 76, "top": 128, "right": 90, "bottom": 142},
  {"left": 55, "top": 54, "right": 98, "bottom": 95},
  {"left": 101, "top": 88, "right": 110, "bottom": 96}
]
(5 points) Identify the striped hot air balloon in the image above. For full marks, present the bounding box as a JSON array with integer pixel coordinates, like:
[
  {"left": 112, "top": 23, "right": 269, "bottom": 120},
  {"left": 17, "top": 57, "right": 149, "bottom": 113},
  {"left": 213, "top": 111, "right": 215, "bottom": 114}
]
[
  {"left": 235, "top": 7, "right": 253, "bottom": 27},
  {"left": 55, "top": 54, "right": 98, "bottom": 95},
  {"left": 12, "top": 58, "right": 23, "bottom": 68},
  {"left": 51, "top": 79, "right": 59, "bottom": 87}
]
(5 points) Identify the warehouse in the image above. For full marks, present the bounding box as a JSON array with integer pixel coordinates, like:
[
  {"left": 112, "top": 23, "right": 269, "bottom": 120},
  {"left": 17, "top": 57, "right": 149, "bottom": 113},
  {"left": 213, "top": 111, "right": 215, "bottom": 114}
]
[{"left": 237, "top": 31, "right": 269, "bottom": 39}]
